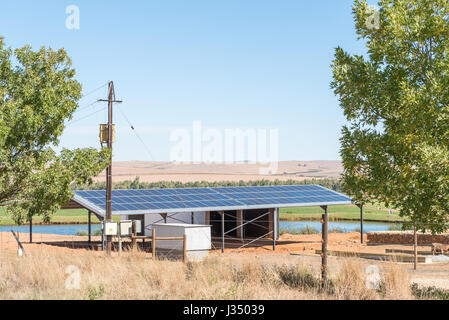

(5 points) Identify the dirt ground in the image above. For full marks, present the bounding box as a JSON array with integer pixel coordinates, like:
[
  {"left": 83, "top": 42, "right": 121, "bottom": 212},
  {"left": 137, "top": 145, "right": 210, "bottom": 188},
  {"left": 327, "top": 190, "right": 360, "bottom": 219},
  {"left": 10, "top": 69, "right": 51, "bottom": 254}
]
[{"left": 1, "top": 231, "right": 448, "bottom": 290}]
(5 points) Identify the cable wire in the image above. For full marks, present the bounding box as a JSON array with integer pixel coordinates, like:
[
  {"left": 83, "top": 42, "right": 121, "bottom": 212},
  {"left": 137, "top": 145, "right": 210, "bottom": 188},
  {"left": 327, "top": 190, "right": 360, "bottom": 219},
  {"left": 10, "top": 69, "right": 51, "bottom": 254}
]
[
  {"left": 67, "top": 106, "right": 107, "bottom": 126},
  {"left": 80, "top": 83, "right": 108, "bottom": 100},
  {"left": 117, "top": 104, "right": 155, "bottom": 161},
  {"left": 75, "top": 100, "right": 100, "bottom": 114}
]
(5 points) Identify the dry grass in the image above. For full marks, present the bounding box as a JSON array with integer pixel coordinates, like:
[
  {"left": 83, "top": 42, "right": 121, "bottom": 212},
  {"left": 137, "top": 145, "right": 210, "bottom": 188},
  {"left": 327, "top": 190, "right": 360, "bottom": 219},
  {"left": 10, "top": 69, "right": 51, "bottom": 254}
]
[
  {"left": 331, "top": 260, "right": 412, "bottom": 300},
  {"left": 0, "top": 249, "right": 415, "bottom": 300}
]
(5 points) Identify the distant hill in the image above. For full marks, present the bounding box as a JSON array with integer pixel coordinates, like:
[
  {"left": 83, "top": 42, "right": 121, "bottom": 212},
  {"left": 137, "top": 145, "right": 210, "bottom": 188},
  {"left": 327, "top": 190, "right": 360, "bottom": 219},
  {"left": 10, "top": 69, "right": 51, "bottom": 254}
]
[{"left": 94, "top": 161, "right": 343, "bottom": 183}]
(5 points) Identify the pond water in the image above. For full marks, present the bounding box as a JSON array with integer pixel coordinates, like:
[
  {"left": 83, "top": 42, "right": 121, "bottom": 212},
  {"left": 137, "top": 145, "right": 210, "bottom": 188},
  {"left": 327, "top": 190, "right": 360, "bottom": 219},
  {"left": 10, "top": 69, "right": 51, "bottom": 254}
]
[
  {"left": 280, "top": 220, "right": 401, "bottom": 234},
  {"left": 0, "top": 220, "right": 401, "bottom": 236}
]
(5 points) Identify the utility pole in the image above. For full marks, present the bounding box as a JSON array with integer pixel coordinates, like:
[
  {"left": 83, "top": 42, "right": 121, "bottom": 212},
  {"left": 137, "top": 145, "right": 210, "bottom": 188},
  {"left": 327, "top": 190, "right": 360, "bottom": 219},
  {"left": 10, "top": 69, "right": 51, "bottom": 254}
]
[{"left": 99, "top": 81, "right": 122, "bottom": 255}]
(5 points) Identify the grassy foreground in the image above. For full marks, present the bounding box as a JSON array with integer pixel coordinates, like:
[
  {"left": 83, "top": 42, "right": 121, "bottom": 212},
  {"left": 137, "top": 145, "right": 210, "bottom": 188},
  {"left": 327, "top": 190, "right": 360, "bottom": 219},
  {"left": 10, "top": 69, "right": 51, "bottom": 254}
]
[{"left": 0, "top": 249, "right": 416, "bottom": 300}]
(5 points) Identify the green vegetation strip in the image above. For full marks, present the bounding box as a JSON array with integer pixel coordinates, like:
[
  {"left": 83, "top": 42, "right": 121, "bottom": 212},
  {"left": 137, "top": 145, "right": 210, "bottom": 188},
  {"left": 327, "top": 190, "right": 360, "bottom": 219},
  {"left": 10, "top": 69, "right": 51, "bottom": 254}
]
[
  {"left": 0, "top": 207, "right": 119, "bottom": 226},
  {"left": 280, "top": 205, "right": 407, "bottom": 223},
  {"left": 0, "top": 205, "right": 406, "bottom": 226}
]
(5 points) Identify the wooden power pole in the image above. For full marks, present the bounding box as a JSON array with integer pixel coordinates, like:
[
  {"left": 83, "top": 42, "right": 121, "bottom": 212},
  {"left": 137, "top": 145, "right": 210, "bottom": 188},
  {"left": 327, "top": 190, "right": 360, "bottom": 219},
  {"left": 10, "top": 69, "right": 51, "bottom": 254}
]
[{"left": 99, "top": 81, "right": 122, "bottom": 255}]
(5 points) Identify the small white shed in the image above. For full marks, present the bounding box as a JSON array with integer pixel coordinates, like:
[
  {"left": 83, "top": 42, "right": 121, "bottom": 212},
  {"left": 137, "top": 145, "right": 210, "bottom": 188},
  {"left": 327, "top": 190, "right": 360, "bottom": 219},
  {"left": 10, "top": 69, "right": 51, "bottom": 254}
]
[{"left": 153, "top": 223, "right": 211, "bottom": 261}]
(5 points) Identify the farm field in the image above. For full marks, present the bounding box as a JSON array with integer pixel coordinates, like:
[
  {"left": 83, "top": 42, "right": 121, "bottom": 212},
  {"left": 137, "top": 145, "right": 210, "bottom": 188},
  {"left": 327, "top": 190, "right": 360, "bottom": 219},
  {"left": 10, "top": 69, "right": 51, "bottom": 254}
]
[{"left": 93, "top": 161, "right": 344, "bottom": 183}]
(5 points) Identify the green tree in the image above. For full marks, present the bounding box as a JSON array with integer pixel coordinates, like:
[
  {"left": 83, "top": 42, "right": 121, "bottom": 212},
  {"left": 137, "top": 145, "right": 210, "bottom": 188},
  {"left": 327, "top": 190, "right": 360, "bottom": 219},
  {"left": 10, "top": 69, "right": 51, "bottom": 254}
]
[
  {"left": 0, "top": 38, "right": 110, "bottom": 224},
  {"left": 331, "top": 0, "right": 449, "bottom": 233}
]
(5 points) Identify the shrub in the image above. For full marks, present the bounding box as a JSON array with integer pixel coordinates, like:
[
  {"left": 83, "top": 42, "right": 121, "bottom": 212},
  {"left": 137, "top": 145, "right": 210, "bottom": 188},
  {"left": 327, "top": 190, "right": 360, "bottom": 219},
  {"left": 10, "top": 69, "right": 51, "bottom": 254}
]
[
  {"left": 277, "top": 265, "right": 321, "bottom": 291},
  {"left": 411, "top": 284, "right": 449, "bottom": 300},
  {"left": 87, "top": 284, "right": 105, "bottom": 300},
  {"left": 76, "top": 229, "right": 102, "bottom": 236}
]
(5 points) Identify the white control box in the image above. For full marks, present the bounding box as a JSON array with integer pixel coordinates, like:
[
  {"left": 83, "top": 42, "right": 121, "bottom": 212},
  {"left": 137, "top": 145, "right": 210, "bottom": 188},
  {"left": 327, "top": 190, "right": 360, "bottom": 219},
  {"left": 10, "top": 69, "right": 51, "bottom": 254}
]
[
  {"left": 119, "top": 220, "right": 133, "bottom": 236},
  {"left": 104, "top": 222, "right": 118, "bottom": 236}
]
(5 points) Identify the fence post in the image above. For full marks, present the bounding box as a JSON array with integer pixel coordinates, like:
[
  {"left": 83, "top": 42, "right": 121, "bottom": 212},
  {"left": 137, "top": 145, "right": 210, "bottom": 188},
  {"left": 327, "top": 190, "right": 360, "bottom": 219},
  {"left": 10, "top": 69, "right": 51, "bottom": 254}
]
[
  {"left": 183, "top": 234, "right": 187, "bottom": 263},
  {"left": 152, "top": 228, "right": 156, "bottom": 259}
]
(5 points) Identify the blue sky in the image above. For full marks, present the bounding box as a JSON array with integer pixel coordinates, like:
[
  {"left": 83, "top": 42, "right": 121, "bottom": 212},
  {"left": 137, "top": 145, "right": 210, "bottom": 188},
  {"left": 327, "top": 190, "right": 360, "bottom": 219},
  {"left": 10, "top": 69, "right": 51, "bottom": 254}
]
[{"left": 0, "top": 0, "right": 375, "bottom": 161}]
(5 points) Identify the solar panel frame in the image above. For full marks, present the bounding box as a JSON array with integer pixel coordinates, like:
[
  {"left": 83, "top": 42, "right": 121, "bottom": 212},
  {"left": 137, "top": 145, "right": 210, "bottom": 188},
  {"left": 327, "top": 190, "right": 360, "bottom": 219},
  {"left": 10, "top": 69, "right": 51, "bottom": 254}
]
[{"left": 72, "top": 184, "right": 352, "bottom": 217}]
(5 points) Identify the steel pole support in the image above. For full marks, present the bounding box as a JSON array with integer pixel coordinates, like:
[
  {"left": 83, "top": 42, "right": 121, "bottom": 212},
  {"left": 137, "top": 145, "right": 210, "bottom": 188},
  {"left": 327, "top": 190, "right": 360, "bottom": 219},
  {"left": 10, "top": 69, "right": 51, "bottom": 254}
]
[{"left": 321, "top": 205, "right": 328, "bottom": 289}]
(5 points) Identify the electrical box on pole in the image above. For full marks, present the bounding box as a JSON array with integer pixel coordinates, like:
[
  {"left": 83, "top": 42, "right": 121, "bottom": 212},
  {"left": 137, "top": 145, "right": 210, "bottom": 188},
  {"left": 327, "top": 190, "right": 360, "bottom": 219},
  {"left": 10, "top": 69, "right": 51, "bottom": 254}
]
[{"left": 100, "top": 124, "right": 115, "bottom": 144}]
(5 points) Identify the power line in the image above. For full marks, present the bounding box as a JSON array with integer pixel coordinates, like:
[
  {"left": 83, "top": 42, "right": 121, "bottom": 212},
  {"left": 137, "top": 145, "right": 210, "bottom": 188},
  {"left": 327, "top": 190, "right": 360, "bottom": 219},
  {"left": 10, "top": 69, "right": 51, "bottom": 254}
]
[
  {"left": 79, "top": 82, "right": 108, "bottom": 100},
  {"left": 75, "top": 100, "right": 100, "bottom": 113},
  {"left": 117, "top": 103, "right": 155, "bottom": 161},
  {"left": 67, "top": 106, "right": 108, "bottom": 126}
]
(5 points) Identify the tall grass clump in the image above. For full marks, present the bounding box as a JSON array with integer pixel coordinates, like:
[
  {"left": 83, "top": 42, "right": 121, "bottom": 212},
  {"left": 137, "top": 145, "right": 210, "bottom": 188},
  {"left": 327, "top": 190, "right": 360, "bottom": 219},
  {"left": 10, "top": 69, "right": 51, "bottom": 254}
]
[
  {"left": 328, "top": 227, "right": 346, "bottom": 234},
  {"left": 280, "top": 226, "right": 319, "bottom": 235},
  {"left": 332, "top": 260, "right": 412, "bottom": 300},
  {"left": 353, "top": 227, "right": 362, "bottom": 233},
  {"left": 387, "top": 224, "right": 403, "bottom": 231},
  {"left": 333, "top": 261, "right": 379, "bottom": 300},
  {"left": 378, "top": 263, "right": 412, "bottom": 299}
]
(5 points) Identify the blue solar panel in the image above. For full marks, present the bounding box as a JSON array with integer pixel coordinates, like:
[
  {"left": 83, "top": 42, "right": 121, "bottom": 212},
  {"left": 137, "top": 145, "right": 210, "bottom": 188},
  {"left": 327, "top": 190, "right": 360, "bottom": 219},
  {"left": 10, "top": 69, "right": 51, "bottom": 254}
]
[{"left": 73, "top": 185, "right": 352, "bottom": 215}]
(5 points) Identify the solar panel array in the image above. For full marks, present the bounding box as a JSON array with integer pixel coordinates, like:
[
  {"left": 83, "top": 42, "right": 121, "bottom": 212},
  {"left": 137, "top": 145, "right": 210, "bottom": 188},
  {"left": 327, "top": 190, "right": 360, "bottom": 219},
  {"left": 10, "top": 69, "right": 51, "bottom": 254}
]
[{"left": 73, "top": 185, "right": 352, "bottom": 215}]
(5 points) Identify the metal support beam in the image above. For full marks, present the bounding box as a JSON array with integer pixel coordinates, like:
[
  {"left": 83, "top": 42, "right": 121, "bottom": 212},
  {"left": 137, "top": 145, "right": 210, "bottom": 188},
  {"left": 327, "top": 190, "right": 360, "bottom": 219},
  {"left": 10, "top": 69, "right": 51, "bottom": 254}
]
[
  {"left": 118, "top": 221, "right": 122, "bottom": 255},
  {"left": 29, "top": 216, "right": 32, "bottom": 244},
  {"left": 360, "top": 204, "right": 364, "bottom": 244},
  {"left": 223, "top": 211, "right": 271, "bottom": 236},
  {"left": 101, "top": 221, "right": 104, "bottom": 251},
  {"left": 221, "top": 211, "right": 225, "bottom": 253},
  {"left": 320, "top": 205, "right": 328, "bottom": 288},
  {"left": 272, "top": 208, "right": 277, "bottom": 251},
  {"left": 205, "top": 211, "right": 210, "bottom": 226},
  {"left": 236, "top": 210, "right": 243, "bottom": 240},
  {"left": 88, "top": 210, "right": 92, "bottom": 249}
]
